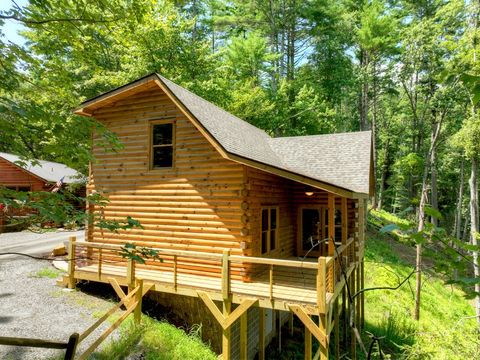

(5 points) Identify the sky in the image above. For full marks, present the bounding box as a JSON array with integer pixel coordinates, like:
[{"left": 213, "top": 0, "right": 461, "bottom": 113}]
[{"left": 0, "top": 0, "right": 28, "bottom": 46}]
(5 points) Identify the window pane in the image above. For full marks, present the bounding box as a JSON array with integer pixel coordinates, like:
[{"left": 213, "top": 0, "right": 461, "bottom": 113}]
[
  {"left": 262, "top": 232, "right": 267, "bottom": 254},
  {"left": 270, "top": 208, "right": 277, "bottom": 229},
  {"left": 270, "top": 229, "right": 276, "bottom": 250},
  {"left": 262, "top": 209, "right": 268, "bottom": 231},
  {"left": 153, "top": 146, "right": 173, "bottom": 168},
  {"left": 153, "top": 123, "right": 173, "bottom": 145}
]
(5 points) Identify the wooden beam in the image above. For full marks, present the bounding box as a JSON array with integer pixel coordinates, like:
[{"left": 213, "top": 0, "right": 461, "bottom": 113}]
[
  {"left": 108, "top": 278, "right": 128, "bottom": 303},
  {"left": 317, "top": 257, "right": 326, "bottom": 313},
  {"left": 223, "top": 299, "right": 258, "bottom": 329},
  {"left": 334, "top": 299, "right": 340, "bottom": 360},
  {"left": 341, "top": 197, "right": 348, "bottom": 245},
  {"left": 222, "top": 250, "right": 230, "bottom": 300},
  {"left": 319, "top": 314, "right": 328, "bottom": 360},
  {"left": 126, "top": 259, "right": 135, "bottom": 293},
  {"left": 289, "top": 305, "right": 327, "bottom": 349},
  {"left": 142, "top": 283, "right": 154, "bottom": 296},
  {"left": 134, "top": 279, "right": 143, "bottom": 324},
  {"left": 258, "top": 308, "right": 265, "bottom": 360},
  {"left": 67, "top": 236, "right": 76, "bottom": 289},
  {"left": 197, "top": 291, "right": 225, "bottom": 326},
  {"left": 223, "top": 299, "right": 231, "bottom": 360},
  {"left": 305, "top": 327, "right": 312, "bottom": 360},
  {"left": 240, "top": 312, "right": 247, "bottom": 360},
  {"left": 328, "top": 194, "right": 335, "bottom": 256},
  {"left": 197, "top": 291, "right": 258, "bottom": 330},
  {"left": 361, "top": 260, "right": 365, "bottom": 328}
]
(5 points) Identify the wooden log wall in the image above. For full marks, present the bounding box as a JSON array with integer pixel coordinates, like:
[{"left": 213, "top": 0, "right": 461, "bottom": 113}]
[
  {"left": 0, "top": 157, "right": 46, "bottom": 191},
  {"left": 88, "top": 85, "right": 247, "bottom": 279},
  {"left": 243, "top": 167, "right": 295, "bottom": 258}
]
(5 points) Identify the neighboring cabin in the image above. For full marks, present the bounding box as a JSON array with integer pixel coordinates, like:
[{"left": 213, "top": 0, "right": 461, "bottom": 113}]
[
  {"left": 71, "top": 74, "right": 373, "bottom": 360},
  {"left": 0, "top": 152, "right": 83, "bottom": 192},
  {"left": 0, "top": 152, "right": 85, "bottom": 230}
]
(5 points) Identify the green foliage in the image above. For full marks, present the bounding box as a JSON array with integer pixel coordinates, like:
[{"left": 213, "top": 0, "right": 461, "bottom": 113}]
[
  {"left": 119, "top": 243, "right": 162, "bottom": 264},
  {"left": 363, "top": 229, "right": 479, "bottom": 359},
  {"left": 90, "top": 316, "right": 217, "bottom": 360},
  {"left": 30, "top": 266, "right": 63, "bottom": 279}
]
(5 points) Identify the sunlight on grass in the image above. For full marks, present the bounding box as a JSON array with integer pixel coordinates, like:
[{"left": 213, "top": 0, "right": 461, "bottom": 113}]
[
  {"left": 89, "top": 316, "right": 217, "bottom": 360},
  {"left": 363, "top": 225, "right": 479, "bottom": 359}
]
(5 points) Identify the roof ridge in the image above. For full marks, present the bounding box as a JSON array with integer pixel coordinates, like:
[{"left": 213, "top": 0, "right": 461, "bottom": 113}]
[
  {"left": 271, "top": 130, "right": 372, "bottom": 141},
  {"left": 0, "top": 152, "right": 70, "bottom": 168}
]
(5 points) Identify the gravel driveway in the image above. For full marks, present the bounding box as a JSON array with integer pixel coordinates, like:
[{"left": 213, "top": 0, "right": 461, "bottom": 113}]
[
  {"left": 0, "top": 256, "right": 123, "bottom": 359},
  {"left": 0, "top": 229, "right": 85, "bottom": 259}
]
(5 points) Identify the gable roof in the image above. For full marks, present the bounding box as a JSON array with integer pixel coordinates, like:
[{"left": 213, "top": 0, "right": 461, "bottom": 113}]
[
  {"left": 75, "top": 74, "right": 373, "bottom": 197},
  {"left": 0, "top": 152, "right": 84, "bottom": 184}
]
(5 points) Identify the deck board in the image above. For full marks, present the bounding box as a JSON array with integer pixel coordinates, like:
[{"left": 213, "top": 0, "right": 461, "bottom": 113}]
[{"left": 74, "top": 262, "right": 329, "bottom": 314}]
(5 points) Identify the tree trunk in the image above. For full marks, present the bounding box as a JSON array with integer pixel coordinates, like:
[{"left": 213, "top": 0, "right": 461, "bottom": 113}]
[
  {"left": 430, "top": 146, "right": 438, "bottom": 227},
  {"left": 378, "top": 138, "right": 390, "bottom": 210},
  {"left": 469, "top": 158, "right": 480, "bottom": 329},
  {"left": 456, "top": 158, "right": 465, "bottom": 240},
  {"left": 414, "top": 120, "right": 442, "bottom": 321},
  {"left": 371, "top": 60, "right": 378, "bottom": 209},
  {"left": 359, "top": 49, "right": 369, "bottom": 131},
  {"left": 414, "top": 166, "right": 428, "bottom": 321}
]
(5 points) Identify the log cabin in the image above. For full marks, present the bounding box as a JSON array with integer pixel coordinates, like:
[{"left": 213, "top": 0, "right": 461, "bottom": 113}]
[
  {"left": 0, "top": 152, "right": 83, "bottom": 192},
  {"left": 67, "top": 73, "right": 373, "bottom": 360},
  {"left": 0, "top": 152, "right": 85, "bottom": 231}
]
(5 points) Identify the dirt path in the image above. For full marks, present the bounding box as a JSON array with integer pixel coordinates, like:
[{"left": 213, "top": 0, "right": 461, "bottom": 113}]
[{"left": 0, "top": 257, "right": 121, "bottom": 359}]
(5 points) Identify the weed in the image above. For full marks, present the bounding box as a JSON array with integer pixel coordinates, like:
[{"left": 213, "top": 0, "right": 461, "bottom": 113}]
[{"left": 30, "top": 266, "right": 62, "bottom": 279}]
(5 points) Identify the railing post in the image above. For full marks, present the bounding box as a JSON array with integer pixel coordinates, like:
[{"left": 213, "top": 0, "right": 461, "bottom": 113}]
[
  {"left": 317, "top": 257, "right": 326, "bottom": 314},
  {"left": 221, "top": 250, "right": 231, "bottom": 360},
  {"left": 98, "top": 248, "right": 102, "bottom": 279},
  {"left": 173, "top": 255, "right": 177, "bottom": 291},
  {"left": 64, "top": 333, "right": 79, "bottom": 360},
  {"left": 221, "top": 250, "right": 230, "bottom": 299},
  {"left": 127, "top": 258, "right": 135, "bottom": 293},
  {"left": 134, "top": 279, "right": 143, "bottom": 325},
  {"left": 269, "top": 264, "right": 274, "bottom": 301},
  {"left": 67, "top": 236, "right": 77, "bottom": 289}
]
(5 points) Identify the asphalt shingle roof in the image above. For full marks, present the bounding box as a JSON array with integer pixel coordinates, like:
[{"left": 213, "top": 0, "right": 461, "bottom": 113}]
[
  {"left": 78, "top": 74, "right": 372, "bottom": 195},
  {"left": 0, "top": 152, "right": 84, "bottom": 184},
  {"left": 159, "top": 75, "right": 372, "bottom": 194}
]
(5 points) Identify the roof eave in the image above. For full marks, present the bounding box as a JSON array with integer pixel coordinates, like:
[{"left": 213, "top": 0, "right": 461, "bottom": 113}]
[{"left": 73, "top": 74, "right": 159, "bottom": 117}]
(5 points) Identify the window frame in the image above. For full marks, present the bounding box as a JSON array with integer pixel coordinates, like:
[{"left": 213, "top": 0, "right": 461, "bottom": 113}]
[
  {"left": 149, "top": 119, "right": 175, "bottom": 170},
  {"left": 261, "top": 206, "right": 279, "bottom": 255}
]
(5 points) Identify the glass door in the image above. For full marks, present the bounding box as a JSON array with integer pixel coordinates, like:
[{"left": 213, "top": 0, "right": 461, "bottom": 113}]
[{"left": 299, "top": 208, "right": 322, "bottom": 257}]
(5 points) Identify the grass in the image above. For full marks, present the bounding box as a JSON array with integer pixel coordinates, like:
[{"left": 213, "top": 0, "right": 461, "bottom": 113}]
[
  {"left": 362, "top": 212, "right": 479, "bottom": 359},
  {"left": 88, "top": 316, "right": 217, "bottom": 360},
  {"left": 30, "top": 266, "right": 63, "bottom": 279}
]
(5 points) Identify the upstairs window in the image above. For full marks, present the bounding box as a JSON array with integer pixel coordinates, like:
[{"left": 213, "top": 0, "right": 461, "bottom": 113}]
[
  {"left": 151, "top": 121, "right": 174, "bottom": 169},
  {"left": 261, "top": 207, "right": 278, "bottom": 254}
]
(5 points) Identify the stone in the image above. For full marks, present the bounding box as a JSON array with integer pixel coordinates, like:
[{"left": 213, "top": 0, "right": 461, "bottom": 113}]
[{"left": 52, "top": 244, "right": 67, "bottom": 256}]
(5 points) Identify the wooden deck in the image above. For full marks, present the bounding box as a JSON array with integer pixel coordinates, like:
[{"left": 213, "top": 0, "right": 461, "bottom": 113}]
[
  {"left": 66, "top": 239, "right": 357, "bottom": 316},
  {"left": 73, "top": 261, "right": 335, "bottom": 314}
]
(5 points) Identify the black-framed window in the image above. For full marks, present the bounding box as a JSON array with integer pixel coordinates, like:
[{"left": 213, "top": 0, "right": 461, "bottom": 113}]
[
  {"left": 151, "top": 122, "right": 174, "bottom": 169},
  {"left": 261, "top": 207, "right": 278, "bottom": 254}
]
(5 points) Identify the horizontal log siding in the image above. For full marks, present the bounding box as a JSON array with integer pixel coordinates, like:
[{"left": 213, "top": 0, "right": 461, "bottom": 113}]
[
  {"left": 0, "top": 157, "right": 46, "bottom": 191},
  {"left": 244, "top": 167, "right": 295, "bottom": 259},
  {"left": 88, "top": 87, "right": 246, "bottom": 279}
]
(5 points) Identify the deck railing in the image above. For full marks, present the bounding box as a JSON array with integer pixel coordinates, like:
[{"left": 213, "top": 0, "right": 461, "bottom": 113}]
[{"left": 67, "top": 236, "right": 357, "bottom": 312}]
